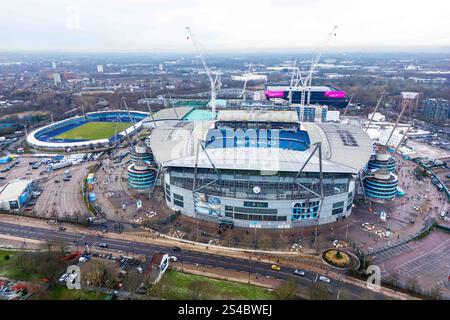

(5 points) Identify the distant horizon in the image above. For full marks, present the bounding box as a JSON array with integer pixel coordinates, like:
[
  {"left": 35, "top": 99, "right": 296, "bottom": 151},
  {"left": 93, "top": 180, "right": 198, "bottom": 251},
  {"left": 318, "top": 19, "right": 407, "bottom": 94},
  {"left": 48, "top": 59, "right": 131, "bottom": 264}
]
[{"left": 1, "top": 45, "right": 449, "bottom": 56}]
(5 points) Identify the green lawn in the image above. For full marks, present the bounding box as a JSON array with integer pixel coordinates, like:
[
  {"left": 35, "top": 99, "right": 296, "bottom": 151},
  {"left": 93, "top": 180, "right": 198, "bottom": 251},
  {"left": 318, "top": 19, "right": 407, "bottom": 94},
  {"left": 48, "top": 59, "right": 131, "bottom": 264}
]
[
  {"left": 42, "top": 284, "right": 107, "bottom": 300},
  {"left": 0, "top": 250, "right": 16, "bottom": 270},
  {"left": 0, "top": 250, "right": 45, "bottom": 281},
  {"left": 55, "top": 122, "right": 132, "bottom": 140},
  {"left": 157, "top": 270, "right": 275, "bottom": 300}
]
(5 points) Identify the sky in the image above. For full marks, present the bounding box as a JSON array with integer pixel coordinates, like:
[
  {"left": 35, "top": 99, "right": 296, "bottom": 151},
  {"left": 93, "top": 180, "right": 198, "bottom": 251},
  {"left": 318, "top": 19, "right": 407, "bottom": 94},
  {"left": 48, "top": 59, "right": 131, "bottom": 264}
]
[{"left": 0, "top": 0, "right": 449, "bottom": 53}]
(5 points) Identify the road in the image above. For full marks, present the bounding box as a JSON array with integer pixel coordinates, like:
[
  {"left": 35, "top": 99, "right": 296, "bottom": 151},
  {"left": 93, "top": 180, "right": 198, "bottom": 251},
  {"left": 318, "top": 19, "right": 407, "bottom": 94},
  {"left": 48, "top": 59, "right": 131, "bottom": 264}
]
[{"left": 0, "top": 221, "right": 391, "bottom": 300}]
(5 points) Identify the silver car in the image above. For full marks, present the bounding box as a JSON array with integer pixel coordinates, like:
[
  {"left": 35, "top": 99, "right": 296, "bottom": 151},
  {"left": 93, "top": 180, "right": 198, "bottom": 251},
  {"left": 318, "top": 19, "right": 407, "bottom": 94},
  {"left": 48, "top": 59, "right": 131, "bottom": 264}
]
[{"left": 294, "top": 269, "right": 305, "bottom": 276}]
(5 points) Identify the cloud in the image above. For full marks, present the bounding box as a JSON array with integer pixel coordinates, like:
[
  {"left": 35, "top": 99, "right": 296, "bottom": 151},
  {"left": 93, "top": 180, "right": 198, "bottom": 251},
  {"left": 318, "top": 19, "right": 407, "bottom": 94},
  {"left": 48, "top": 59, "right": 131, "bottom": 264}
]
[{"left": 0, "top": 0, "right": 448, "bottom": 51}]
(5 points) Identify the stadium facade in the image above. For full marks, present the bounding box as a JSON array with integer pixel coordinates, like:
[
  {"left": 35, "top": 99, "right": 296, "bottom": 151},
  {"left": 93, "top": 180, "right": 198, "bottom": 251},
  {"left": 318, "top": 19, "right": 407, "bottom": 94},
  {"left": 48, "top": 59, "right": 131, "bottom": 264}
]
[
  {"left": 27, "top": 110, "right": 149, "bottom": 152},
  {"left": 150, "top": 109, "right": 372, "bottom": 228}
]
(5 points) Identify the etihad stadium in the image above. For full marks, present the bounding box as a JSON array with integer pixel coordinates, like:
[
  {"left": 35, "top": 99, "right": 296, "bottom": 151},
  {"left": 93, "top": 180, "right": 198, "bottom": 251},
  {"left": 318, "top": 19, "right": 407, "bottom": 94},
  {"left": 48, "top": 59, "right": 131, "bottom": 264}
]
[{"left": 150, "top": 109, "right": 372, "bottom": 228}]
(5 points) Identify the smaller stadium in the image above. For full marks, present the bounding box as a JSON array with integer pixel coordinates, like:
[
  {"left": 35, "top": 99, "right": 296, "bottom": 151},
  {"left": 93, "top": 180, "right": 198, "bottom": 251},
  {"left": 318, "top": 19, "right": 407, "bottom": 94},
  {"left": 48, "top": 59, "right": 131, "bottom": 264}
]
[{"left": 27, "top": 110, "right": 149, "bottom": 152}]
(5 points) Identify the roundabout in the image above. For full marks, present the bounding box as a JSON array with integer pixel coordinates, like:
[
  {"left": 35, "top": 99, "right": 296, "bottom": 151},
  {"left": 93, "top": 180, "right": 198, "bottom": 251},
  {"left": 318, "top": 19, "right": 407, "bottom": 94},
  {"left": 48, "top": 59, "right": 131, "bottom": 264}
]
[{"left": 322, "top": 248, "right": 360, "bottom": 271}]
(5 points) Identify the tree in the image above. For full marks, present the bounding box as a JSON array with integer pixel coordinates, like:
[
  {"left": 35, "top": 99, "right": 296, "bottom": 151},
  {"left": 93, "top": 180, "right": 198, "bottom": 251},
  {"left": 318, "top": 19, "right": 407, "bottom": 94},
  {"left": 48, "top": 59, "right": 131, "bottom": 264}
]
[
  {"left": 406, "top": 277, "right": 419, "bottom": 293},
  {"left": 82, "top": 260, "right": 107, "bottom": 288},
  {"left": 387, "top": 273, "right": 399, "bottom": 289},
  {"left": 309, "top": 282, "right": 332, "bottom": 300},
  {"left": 273, "top": 279, "right": 298, "bottom": 300},
  {"left": 146, "top": 273, "right": 176, "bottom": 299},
  {"left": 187, "top": 280, "right": 216, "bottom": 300},
  {"left": 430, "top": 284, "right": 442, "bottom": 300}
]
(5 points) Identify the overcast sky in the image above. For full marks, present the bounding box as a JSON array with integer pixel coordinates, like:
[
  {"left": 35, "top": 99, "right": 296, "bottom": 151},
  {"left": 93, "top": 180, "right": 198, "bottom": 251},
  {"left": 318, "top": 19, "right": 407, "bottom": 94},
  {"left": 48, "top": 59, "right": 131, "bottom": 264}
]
[{"left": 0, "top": 0, "right": 449, "bottom": 52}]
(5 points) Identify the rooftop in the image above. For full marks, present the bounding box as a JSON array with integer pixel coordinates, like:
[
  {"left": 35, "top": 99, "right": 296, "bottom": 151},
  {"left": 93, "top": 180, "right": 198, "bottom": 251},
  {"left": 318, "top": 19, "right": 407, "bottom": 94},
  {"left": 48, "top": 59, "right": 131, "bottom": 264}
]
[
  {"left": 150, "top": 111, "right": 372, "bottom": 174},
  {"left": 216, "top": 109, "right": 298, "bottom": 123},
  {"left": 0, "top": 179, "right": 32, "bottom": 201}
]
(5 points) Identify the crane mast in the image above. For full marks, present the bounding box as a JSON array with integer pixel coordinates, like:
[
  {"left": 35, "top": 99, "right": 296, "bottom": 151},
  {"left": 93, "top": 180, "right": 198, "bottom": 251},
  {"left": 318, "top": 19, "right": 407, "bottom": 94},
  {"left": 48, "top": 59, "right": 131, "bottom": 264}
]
[
  {"left": 288, "top": 60, "right": 304, "bottom": 105},
  {"left": 240, "top": 64, "right": 254, "bottom": 101},
  {"left": 186, "top": 26, "right": 220, "bottom": 119},
  {"left": 296, "top": 25, "right": 338, "bottom": 107}
]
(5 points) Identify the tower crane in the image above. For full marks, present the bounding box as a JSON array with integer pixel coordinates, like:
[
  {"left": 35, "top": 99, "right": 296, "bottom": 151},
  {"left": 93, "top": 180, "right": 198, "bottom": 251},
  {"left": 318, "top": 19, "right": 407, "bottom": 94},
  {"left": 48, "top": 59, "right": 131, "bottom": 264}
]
[
  {"left": 186, "top": 27, "right": 221, "bottom": 119},
  {"left": 239, "top": 64, "right": 253, "bottom": 101},
  {"left": 287, "top": 60, "right": 304, "bottom": 105},
  {"left": 290, "top": 25, "right": 337, "bottom": 107}
]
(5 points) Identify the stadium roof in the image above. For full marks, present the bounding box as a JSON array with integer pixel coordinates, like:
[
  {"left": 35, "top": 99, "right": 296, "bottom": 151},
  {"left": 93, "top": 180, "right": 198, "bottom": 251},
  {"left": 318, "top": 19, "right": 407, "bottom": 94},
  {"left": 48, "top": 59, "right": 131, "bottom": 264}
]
[
  {"left": 217, "top": 110, "right": 298, "bottom": 123},
  {"left": 164, "top": 147, "right": 358, "bottom": 173},
  {"left": 143, "top": 107, "right": 193, "bottom": 123},
  {"left": 150, "top": 111, "right": 372, "bottom": 174}
]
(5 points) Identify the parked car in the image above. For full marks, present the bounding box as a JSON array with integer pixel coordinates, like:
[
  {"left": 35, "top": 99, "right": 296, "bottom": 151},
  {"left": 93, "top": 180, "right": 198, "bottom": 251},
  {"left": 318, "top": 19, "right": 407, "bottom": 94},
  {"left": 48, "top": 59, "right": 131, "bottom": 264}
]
[
  {"left": 58, "top": 274, "right": 68, "bottom": 283},
  {"left": 172, "top": 246, "right": 181, "bottom": 252},
  {"left": 169, "top": 256, "right": 177, "bottom": 262},
  {"left": 98, "top": 243, "right": 108, "bottom": 248},
  {"left": 32, "top": 191, "right": 41, "bottom": 197},
  {"left": 318, "top": 276, "right": 330, "bottom": 283},
  {"left": 58, "top": 226, "right": 67, "bottom": 231}
]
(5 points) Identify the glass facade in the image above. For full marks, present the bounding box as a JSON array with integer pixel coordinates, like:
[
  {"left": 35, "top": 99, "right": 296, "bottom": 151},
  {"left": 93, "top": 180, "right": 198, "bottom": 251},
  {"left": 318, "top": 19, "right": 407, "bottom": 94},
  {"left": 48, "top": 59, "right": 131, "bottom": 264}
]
[
  {"left": 169, "top": 168, "right": 350, "bottom": 201},
  {"left": 363, "top": 174, "right": 398, "bottom": 200},
  {"left": 368, "top": 156, "right": 396, "bottom": 173},
  {"left": 127, "top": 164, "right": 156, "bottom": 190}
]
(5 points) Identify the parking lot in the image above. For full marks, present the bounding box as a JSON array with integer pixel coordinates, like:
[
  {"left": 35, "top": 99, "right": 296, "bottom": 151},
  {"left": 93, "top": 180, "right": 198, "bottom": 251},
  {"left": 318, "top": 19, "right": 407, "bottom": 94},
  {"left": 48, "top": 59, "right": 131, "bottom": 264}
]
[
  {"left": 0, "top": 154, "right": 93, "bottom": 222},
  {"left": 377, "top": 229, "right": 450, "bottom": 298},
  {"left": 32, "top": 162, "right": 90, "bottom": 221}
]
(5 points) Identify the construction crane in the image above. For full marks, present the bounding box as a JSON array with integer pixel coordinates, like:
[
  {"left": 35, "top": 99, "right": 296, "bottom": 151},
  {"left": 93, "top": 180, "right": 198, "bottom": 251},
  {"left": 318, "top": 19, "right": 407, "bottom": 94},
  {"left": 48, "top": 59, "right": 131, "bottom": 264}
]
[
  {"left": 186, "top": 27, "right": 221, "bottom": 119},
  {"left": 340, "top": 94, "right": 354, "bottom": 122},
  {"left": 143, "top": 93, "right": 157, "bottom": 128},
  {"left": 239, "top": 64, "right": 254, "bottom": 101},
  {"left": 293, "top": 25, "right": 338, "bottom": 107},
  {"left": 287, "top": 60, "right": 304, "bottom": 105},
  {"left": 365, "top": 93, "right": 385, "bottom": 132}
]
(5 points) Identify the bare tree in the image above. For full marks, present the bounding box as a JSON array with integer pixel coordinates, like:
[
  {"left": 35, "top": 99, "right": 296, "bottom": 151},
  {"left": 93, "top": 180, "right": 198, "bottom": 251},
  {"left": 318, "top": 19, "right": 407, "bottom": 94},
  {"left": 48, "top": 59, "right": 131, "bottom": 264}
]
[
  {"left": 273, "top": 279, "right": 298, "bottom": 300},
  {"left": 309, "top": 282, "right": 332, "bottom": 300},
  {"left": 430, "top": 284, "right": 442, "bottom": 300},
  {"left": 188, "top": 280, "right": 216, "bottom": 300},
  {"left": 406, "top": 277, "right": 420, "bottom": 293}
]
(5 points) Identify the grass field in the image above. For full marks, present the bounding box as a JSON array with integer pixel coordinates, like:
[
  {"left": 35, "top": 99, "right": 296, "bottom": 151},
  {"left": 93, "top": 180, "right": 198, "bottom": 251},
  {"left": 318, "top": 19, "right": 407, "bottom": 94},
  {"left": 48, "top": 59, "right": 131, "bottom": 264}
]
[
  {"left": 42, "top": 284, "right": 108, "bottom": 300},
  {"left": 155, "top": 270, "right": 275, "bottom": 300},
  {"left": 55, "top": 121, "right": 132, "bottom": 140},
  {"left": 0, "top": 250, "right": 48, "bottom": 281},
  {"left": 0, "top": 250, "right": 16, "bottom": 271}
]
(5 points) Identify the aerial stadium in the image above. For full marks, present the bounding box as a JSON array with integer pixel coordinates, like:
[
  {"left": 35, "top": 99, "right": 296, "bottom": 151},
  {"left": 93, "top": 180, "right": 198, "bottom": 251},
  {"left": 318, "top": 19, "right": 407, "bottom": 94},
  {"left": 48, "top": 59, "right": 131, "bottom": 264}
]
[
  {"left": 27, "top": 110, "right": 149, "bottom": 152},
  {"left": 150, "top": 109, "right": 372, "bottom": 228}
]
